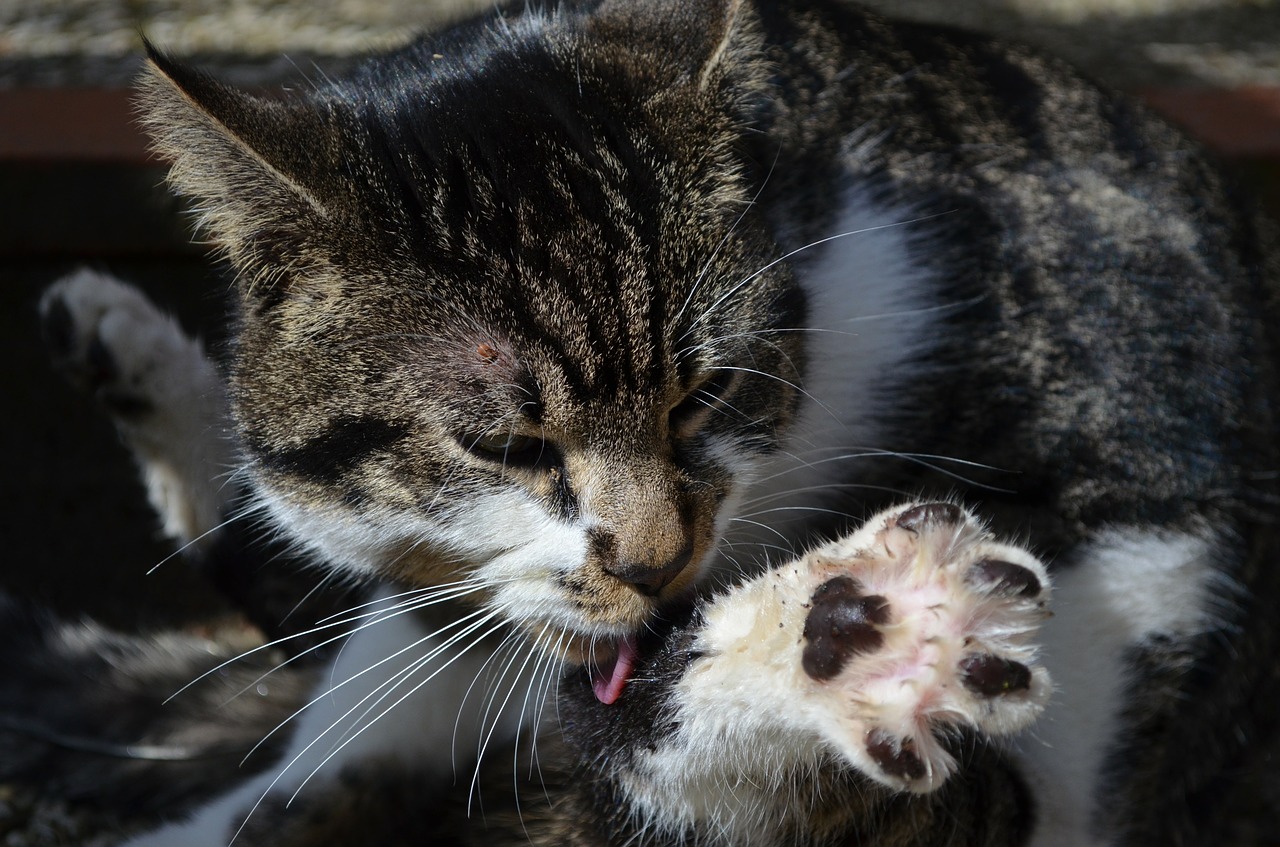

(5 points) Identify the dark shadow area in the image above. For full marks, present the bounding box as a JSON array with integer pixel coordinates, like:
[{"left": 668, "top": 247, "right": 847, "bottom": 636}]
[{"left": 0, "top": 256, "right": 237, "bottom": 631}]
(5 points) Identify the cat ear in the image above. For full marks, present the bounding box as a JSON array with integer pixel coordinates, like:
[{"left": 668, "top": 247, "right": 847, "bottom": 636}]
[
  {"left": 137, "top": 43, "right": 336, "bottom": 295},
  {"left": 589, "top": 0, "right": 756, "bottom": 91}
]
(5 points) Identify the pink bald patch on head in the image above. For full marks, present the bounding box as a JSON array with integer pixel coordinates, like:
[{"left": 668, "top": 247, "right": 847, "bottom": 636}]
[
  {"left": 447, "top": 333, "right": 525, "bottom": 398},
  {"left": 464, "top": 336, "right": 520, "bottom": 378},
  {"left": 401, "top": 329, "right": 532, "bottom": 414}
]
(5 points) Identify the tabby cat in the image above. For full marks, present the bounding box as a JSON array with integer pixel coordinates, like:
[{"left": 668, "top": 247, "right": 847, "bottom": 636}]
[{"left": 18, "top": 0, "right": 1280, "bottom": 843}]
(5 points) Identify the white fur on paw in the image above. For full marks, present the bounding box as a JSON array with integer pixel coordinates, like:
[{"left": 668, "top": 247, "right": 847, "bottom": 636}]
[
  {"left": 42, "top": 268, "right": 198, "bottom": 412},
  {"left": 40, "top": 268, "right": 233, "bottom": 545},
  {"left": 695, "top": 501, "right": 1051, "bottom": 795}
]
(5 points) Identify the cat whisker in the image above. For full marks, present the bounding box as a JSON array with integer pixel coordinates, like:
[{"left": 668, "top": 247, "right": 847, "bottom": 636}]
[
  {"left": 709, "top": 364, "right": 831, "bottom": 417},
  {"left": 746, "top": 444, "right": 1016, "bottom": 495},
  {"left": 676, "top": 329, "right": 815, "bottom": 379},
  {"left": 475, "top": 632, "right": 528, "bottom": 757},
  {"left": 221, "top": 610, "right": 504, "bottom": 844},
  {"left": 732, "top": 504, "right": 859, "bottom": 522},
  {"left": 750, "top": 445, "right": 1011, "bottom": 480},
  {"left": 423, "top": 444, "right": 494, "bottom": 515},
  {"left": 163, "top": 588, "right": 436, "bottom": 705},
  {"left": 279, "top": 612, "right": 511, "bottom": 814},
  {"left": 223, "top": 580, "right": 505, "bottom": 706},
  {"left": 713, "top": 538, "right": 798, "bottom": 559},
  {"left": 688, "top": 211, "right": 953, "bottom": 335},
  {"left": 836, "top": 292, "right": 990, "bottom": 325},
  {"left": 312, "top": 575, "right": 502, "bottom": 624},
  {"left": 143, "top": 497, "right": 269, "bottom": 574},
  {"left": 738, "top": 480, "right": 919, "bottom": 508},
  {"left": 325, "top": 613, "right": 508, "bottom": 756},
  {"left": 679, "top": 326, "right": 856, "bottom": 363},
  {"left": 686, "top": 387, "right": 757, "bottom": 427},
  {"left": 277, "top": 570, "right": 343, "bottom": 628},
  {"left": 529, "top": 626, "right": 567, "bottom": 787},
  {"left": 452, "top": 623, "right": 530, "bottom": 775},
  {"left": 244, "top": 606, "right": 498, "bottom": 765},
  {"left": 672, "top": 147, "right": 779, "bottom": 331},
  {"left": 469, "top": 633, "right": 544, "bottom": 815},
  {"left": 685, "top": 292, "right": 989, "bottom": 365},
  {"left": 509, "top": 628, "right": 563, "bottom": 833},
  {"left": 723, "top": 515, "right": 793, "bottom": 545}
]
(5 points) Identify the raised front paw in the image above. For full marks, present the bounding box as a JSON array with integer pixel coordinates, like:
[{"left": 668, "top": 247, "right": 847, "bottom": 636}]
[
  {"left": 692, "top": 501, "right": 1050, "bottom": 796},
  {"left": 40, "top": 268, "right": 202, "bottom": 419},
  {"left": 39, "top": 269, "right": 232, "bottom": 544},
  {"left": 794, "top": 502, "right": 1050, "bottom": 791}
]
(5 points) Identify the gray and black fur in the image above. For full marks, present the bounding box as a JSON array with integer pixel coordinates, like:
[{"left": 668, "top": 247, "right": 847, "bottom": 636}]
[{"left": 11, "top": 0, "right": 1280, "bottom": 844}]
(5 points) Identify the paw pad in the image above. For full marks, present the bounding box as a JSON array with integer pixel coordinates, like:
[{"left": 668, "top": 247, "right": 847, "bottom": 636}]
[
  {"left": 792, "top": 502, "right": 1051, "bottom": 793},
  {"left": 39, "top": 270, "right": 190, "bottom": 420},
  {"left": 801, "top": 577, "right": 889, "bottom": 681}
]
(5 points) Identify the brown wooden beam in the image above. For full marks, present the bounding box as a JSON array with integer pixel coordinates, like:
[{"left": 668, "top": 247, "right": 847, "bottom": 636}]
[
  {"left": 1139, "top": 86, "right": 1280, "bottom": 160},
  {"left": 6, "top": 85, "right": 1280, "bottom": 165},
  {"left": 0, "top": 88, "right": 152, "bottom": 163}
]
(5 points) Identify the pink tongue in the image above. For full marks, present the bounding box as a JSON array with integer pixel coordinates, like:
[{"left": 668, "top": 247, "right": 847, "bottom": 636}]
[{"left": 591, "top": 635, "right": 638, "bottom": 705}]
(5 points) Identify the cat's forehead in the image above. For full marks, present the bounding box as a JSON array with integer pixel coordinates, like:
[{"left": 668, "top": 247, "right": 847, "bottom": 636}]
[
  {"left": 323, "top": 69, "right": 757, "bottom": 393},
  {"left": 339, "top": 17, "right": 645, "bottom": 178},
  {"left": 295, "top": 11, "right": 788, "bottom": 403},
  {"left": 323, "top": 15, "right": 736, "bottom": 262}
]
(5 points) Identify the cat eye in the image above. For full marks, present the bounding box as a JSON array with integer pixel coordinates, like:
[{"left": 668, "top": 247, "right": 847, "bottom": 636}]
[
  {"left": 669, "top": 370, "right": 739, "bottom": 438},
  {"left": 462, "top": 431, "right": 550, "bottom": 466}
]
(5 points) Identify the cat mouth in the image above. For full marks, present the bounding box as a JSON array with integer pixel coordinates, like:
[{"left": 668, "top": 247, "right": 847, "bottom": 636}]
[
  {"left": 520, "top": 622, "right": 644, "bottom": 704},
  {"left": 589, "top": 633, "right": 639, "bottom": 705}
]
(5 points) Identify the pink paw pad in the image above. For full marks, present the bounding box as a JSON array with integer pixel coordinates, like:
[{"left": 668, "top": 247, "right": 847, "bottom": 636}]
[{"left": 799, "top": 502, "right": 1051, "bottom": 792}]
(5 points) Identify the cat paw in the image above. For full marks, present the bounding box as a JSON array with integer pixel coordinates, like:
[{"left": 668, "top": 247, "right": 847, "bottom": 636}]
[
  {"left": 690, "top": 502, "right": 1050, "bottom": 795},
  {"left": 39, "top": 268, "right": 232, "bottom": 544},
  {"left": 40, "top": 268, "right": 204, "bottom": 420},
  {"left": 793, "top": 502, "right": 1051, "bottom": 791}
]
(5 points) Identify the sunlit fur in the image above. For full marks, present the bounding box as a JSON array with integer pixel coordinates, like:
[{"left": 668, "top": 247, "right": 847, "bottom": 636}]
[
  {"left": 110, "top": 0, "right": 1280, "bottom": 843},
  {"left": 137, "top": 2, "right": 809, "bottom": 668}
]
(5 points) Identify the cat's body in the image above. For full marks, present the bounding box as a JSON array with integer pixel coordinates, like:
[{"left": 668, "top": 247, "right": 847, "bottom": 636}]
[{"left": 12, "top": 0, "right": 1280, "bottom": 843}]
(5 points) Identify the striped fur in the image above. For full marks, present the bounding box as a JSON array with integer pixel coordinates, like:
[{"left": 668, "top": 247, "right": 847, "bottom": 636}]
[{"left": 21, "top": 0, "right": 1279, "bottom": 844}]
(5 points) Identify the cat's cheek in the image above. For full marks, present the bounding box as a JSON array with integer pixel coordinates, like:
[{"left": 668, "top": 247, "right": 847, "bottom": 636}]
[
  {"left": 249, "top": 482, "right": 403, "bottom": 578},
  {"left": 248, "top": 481, "right": 562, "bottom": 585}
]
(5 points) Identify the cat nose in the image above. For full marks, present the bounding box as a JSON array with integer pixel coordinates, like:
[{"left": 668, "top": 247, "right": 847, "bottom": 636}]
[{"left": 603, "top": 544, "right": 694, "bottom": 597}]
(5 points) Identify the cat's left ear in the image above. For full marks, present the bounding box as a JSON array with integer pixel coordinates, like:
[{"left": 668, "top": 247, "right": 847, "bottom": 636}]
[{"left": 588, "top": 0, "right": 758, "bottom": 91}]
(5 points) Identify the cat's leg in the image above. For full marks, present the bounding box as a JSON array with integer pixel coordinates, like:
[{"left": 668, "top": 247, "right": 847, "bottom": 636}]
[
  {"left": 0, "top": 594, "right": 313, "bottom": 819},
  {"left": 584, "top": 501, "right": 1051, "bottom": 843},
  {"left": 1013, "top": 528, "right": 1228, "bottom": 847},
  {"left": 40, "top": 268, "right": 234, "bottom": 550},
  {"left": 38, "top": 269, "right": 357, "bottom": 641}
]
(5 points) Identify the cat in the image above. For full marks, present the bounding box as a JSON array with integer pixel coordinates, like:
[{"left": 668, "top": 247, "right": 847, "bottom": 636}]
[{"left": 13, "top": 0, "right": 1280, "bottom": 843}]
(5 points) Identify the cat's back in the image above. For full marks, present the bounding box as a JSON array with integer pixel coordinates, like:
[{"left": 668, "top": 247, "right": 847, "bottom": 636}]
[{"left": 741, "top": 0, "right": 1280, "bottom": 550}]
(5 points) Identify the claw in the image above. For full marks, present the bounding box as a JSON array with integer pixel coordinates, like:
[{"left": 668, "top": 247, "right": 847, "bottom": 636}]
[
  {"left": 866, "top": 730, "right": 927, "bottom": 782},
  {"left": 965, "top": 559, "right": 1042, "bottom": 598},
  {"left": 893, "top": 502, "right": 964, "bottom": 534}
]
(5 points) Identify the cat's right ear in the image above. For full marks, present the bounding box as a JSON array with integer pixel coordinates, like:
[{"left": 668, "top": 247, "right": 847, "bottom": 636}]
[
  {"left": 137, "top": 43, "right": 335, "bottom": 298},
  {"left": 589, "top": 0, "right": 760, "bottom": 93}
]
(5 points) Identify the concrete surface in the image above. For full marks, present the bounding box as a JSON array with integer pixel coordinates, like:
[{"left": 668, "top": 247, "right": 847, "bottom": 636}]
[{"left": 0, "top": 0, "right": 1279, "bottom": 88}]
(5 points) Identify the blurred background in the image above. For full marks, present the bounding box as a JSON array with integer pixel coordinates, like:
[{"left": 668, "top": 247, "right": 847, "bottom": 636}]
[{"left": 2, "top": 0, "right": 1280, "bottom": 841}]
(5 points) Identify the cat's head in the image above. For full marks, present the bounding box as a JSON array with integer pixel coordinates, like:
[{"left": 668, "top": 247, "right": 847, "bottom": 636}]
[{"left": 139, "top": 0, "right": 806, "bottom": 668}]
